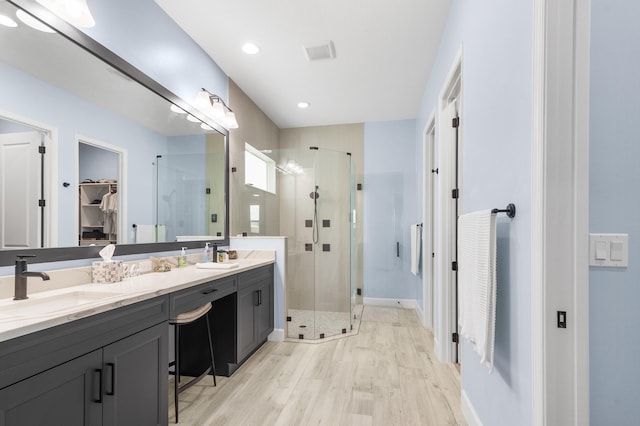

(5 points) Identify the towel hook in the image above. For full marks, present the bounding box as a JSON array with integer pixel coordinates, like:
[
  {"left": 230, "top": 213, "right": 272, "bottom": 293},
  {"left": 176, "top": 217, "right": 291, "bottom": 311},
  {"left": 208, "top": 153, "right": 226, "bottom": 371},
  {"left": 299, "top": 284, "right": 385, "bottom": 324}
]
[{"left": 491, "top": 203, "right": 516, "bottom": 218}]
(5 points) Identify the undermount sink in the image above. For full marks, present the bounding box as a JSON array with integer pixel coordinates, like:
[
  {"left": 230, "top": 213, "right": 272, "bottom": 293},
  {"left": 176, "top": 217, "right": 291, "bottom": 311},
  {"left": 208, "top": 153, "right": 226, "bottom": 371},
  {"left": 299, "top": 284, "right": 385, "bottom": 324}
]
[{"left": 0, "top": 290, "right": 123, "bottom": 318}]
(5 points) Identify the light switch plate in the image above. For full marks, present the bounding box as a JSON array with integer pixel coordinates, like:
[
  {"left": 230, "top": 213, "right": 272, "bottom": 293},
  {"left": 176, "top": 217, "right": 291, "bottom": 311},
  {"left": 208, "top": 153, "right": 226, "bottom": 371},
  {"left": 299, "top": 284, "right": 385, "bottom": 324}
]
[{"left": 589, "top": 233, "right": 628, "bottom": 267}]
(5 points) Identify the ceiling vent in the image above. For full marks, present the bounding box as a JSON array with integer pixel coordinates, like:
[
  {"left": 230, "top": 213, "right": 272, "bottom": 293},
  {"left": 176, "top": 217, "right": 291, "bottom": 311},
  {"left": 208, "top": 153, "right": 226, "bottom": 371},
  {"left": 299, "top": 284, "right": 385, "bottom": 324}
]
[{"left": 304, "top": 41, "right": 336, "bottom": 61}]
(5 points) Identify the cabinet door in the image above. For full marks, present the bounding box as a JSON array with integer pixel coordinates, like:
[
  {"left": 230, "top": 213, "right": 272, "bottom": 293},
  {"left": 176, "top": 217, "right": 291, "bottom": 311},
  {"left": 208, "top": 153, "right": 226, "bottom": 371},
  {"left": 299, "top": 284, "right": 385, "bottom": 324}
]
[
  {"left": 255, "top": 279, "right": 274, "bottom": 343},
  {"left": 236, "top": 285, "right": 258, "bottom": 362},
  {"left": 102, "top": 323, "right": 168, "bottom": 426},
  {"left": 0, "top": 349, "right": 102, "bottom": 426}
]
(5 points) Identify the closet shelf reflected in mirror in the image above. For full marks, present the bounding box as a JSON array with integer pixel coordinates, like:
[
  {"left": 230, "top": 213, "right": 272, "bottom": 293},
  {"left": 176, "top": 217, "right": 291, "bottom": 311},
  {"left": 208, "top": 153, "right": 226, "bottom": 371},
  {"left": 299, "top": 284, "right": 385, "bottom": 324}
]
[{"left": 78, "top": 181, "right": 118, "bottom": 246}]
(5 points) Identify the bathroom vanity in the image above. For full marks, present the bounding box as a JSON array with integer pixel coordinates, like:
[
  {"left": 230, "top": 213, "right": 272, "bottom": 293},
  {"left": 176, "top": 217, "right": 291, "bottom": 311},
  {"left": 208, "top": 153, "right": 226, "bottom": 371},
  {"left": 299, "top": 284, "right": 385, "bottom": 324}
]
[{"left": 0, "top": 259, "right": 274, "bottom": 425}]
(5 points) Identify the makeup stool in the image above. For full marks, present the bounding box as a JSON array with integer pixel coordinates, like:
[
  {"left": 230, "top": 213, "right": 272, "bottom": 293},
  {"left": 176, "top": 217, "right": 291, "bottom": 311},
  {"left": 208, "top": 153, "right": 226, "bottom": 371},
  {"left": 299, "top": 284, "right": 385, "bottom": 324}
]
[{"left": 169, "top": 303, "right": 216, "bottom": 423}]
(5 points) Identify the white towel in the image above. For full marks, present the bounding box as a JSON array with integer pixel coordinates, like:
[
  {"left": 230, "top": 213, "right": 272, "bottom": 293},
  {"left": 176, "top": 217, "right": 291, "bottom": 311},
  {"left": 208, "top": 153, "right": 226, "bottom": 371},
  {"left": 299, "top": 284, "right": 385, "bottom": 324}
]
[
  {"left": 410, "top": 224, "right": 422, "bottom": 275},
  {"left": 458, "top": 210, "right": 497, "bottom": 371},
  {"left": 136, "top": 225, "right": 166, "bottom": 243}
]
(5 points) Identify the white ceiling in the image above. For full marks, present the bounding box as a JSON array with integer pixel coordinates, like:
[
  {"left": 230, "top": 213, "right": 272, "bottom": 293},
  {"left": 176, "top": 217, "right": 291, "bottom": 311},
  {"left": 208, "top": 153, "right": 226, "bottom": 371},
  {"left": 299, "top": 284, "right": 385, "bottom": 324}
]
[{"left": 154, "top": 0, "right": 452, "bottom": 129}]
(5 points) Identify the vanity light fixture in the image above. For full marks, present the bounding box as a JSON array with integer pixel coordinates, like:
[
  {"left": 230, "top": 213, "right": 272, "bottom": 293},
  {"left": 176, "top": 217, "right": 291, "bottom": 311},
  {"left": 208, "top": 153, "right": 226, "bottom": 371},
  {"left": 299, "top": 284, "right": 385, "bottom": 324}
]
[
  {"left": 35, "top": 0, "right": 95, "bottom": 28},
  {"left": 16, "top": 9, "right": 55, "bottom": 33},
  {"left": 193, "top": 88, "right": 239, "bottom": 129},
  {"left": 0, "top": 14, "right": 18, "bottom": 27}
]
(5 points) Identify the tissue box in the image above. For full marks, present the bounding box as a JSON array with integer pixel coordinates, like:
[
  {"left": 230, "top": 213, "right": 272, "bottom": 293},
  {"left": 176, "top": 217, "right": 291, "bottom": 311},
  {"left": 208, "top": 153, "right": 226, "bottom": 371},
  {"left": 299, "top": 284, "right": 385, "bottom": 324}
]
[{"left": 92, "top": 261, "right": 123, "bottom": 283}]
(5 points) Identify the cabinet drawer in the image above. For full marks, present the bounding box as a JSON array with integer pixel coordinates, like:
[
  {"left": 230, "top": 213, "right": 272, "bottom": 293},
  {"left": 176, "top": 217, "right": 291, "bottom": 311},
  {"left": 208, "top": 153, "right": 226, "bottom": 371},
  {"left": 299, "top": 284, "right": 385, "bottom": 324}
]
[
  {"left": 170, "top": 276, "right": 237, "bottom": 317},
  {"left": 237, "top": 264, "right": 274, "bottom": 290}
]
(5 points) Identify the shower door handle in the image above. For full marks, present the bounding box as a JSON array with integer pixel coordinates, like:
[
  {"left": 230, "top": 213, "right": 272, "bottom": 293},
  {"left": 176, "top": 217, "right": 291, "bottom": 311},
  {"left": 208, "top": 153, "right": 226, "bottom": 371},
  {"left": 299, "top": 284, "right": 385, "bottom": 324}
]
[{"left": 396, "top": 242, "right": 400, "bottom": 257}]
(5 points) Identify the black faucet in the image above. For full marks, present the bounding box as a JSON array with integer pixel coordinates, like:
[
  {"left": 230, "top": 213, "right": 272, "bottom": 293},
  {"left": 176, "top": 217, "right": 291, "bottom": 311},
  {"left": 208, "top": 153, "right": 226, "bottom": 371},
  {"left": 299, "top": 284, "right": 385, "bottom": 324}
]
[{"left": 14, "top": 255, "right": 50, "bottom": 300}]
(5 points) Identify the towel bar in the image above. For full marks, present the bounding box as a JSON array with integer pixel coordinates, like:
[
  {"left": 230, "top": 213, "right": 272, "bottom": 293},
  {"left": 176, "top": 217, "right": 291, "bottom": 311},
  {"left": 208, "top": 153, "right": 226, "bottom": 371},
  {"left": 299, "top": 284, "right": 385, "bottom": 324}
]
[{"left": 491, "top": 203, "right": 516, "bottom": 218}]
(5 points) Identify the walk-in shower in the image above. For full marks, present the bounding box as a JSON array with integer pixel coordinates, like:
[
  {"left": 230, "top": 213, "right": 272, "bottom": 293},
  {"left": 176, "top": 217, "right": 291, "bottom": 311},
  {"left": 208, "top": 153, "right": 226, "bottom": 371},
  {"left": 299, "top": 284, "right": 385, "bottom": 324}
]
[{"left": 279, "top": 147, "right": 357, "bottom": 340}]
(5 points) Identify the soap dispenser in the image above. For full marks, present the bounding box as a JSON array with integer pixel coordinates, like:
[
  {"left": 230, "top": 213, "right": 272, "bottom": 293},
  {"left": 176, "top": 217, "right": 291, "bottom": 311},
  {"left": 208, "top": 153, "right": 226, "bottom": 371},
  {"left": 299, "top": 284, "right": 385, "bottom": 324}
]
[
  {"left": 178, "top": 247, "right": 187, "bottom": 267},
  {"left": 203, "top": 242, "right": 212, "bottom": 262}
]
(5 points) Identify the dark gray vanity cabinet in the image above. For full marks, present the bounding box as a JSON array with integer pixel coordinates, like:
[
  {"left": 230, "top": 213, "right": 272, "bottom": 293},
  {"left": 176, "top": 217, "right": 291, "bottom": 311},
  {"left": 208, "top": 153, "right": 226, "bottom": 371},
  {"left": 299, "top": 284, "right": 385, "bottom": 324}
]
[
  {"left": 237, "top": 265, "right": 274, "bottom": 363},
  {"left": 102, "top": 322, "right": 167, "bottom": 426},
  {"left": 0, "top": 349, "right": 103, "bottom": 425},
  {"left": 0, "top": 296, "right": 169, "bottom": 426}
]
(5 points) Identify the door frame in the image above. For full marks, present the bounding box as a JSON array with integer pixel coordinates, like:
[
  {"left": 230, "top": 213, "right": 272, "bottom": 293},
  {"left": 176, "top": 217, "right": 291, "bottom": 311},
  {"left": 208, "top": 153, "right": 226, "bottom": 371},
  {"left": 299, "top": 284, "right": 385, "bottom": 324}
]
[
  {"left": 75, "top": 135, "right": 128, "bottom": 245},
  {"left": 0, "top": 110, "right": 58, "bottom": 248},
  {"left": 421, "top": 111, "right": 436, "bottom": 328},
  {"left": 531, "top": 0, "right": 590, "bottom": 423},
  {"left": 433, "top": 46, "right": 463, "bottom": 363}
]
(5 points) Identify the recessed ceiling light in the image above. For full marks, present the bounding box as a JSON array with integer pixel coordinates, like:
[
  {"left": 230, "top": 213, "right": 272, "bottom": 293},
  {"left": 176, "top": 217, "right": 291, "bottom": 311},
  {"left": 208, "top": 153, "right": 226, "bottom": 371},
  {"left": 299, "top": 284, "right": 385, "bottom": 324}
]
[
  {"left": 0, "top": 14, "right": 18, "bottom": 27},
  {"left": 297, "top": 102, "right": 310, "bottom": 109},
  {"left": 242, "top": 43, "right": 260, "bottom": 55}
]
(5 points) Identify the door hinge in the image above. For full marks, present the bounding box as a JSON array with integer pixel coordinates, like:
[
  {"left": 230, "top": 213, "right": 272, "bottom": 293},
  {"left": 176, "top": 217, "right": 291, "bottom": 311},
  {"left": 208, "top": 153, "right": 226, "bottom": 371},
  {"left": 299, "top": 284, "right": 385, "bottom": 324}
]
[
  {"left": 452, "top": 117, "right": 460, "bottom": 128},
  {"left": 38, "top": 199, "right": 46, "bottom": 207},
  {"left": 452, "top": 261, "right": 458, "bottom": 271},
  {"left": 432, "top": 252, "right": 435, "bottom": 258},
  {"left": 452, "top": 332, "right": 459, "bottom": 343},
  {"left": 38, "top": 145, "right": 46, "bottom": 154},
  {"left": 452, "top": 188, "right": 459, "bottom": 199}
]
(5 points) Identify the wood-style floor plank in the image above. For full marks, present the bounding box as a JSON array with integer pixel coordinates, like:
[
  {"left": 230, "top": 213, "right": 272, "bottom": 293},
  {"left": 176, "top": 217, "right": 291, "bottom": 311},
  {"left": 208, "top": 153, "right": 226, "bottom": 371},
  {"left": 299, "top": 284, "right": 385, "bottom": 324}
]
[{"left": 169, "top": 306, "right": 466, "bottom": 425}]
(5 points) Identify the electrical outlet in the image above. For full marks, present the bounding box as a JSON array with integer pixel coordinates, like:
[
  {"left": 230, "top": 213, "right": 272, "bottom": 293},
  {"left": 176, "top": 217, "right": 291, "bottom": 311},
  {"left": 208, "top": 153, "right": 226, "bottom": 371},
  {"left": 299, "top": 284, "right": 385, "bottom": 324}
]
[{"left": 557, "top": 311, "right": 567, "bottom": 328}]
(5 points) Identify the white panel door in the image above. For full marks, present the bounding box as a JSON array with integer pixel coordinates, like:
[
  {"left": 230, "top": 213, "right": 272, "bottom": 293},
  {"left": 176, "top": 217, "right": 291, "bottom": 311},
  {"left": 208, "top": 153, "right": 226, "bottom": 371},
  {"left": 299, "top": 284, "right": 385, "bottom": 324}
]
[{"left": 0, "top": 131, "right": 41, "bottom": 249}]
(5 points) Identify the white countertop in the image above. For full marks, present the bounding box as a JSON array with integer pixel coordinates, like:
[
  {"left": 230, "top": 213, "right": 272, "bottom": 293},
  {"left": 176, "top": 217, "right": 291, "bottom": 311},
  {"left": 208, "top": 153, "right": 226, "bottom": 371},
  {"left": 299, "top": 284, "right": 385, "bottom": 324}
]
[{"left": 0, "top": 256, "right": 274, "bottom": 343}]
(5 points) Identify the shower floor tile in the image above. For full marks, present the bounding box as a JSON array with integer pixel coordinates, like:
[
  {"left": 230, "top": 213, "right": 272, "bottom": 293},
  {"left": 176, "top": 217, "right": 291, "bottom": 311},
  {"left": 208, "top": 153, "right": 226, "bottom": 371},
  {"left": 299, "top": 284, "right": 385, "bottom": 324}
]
[{"left": 286, "top": 305, "right": 363, "bottom": 342}]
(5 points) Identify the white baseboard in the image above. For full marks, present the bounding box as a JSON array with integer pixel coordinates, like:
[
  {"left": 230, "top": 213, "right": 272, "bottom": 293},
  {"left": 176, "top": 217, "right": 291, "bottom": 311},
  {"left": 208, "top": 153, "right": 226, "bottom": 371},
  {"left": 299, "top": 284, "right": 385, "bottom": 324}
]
[
  {"left": 414, "top": 303, "right": 425, "bottom": 325},
  {"left": 268, "top": 328, "right": 284, "bottom": 342},
  {"left": 461, "top": 389, "right": 482, "bottom": 426},
  {"left": 363, "top": 297, "right": 418, "bottom": 310}
]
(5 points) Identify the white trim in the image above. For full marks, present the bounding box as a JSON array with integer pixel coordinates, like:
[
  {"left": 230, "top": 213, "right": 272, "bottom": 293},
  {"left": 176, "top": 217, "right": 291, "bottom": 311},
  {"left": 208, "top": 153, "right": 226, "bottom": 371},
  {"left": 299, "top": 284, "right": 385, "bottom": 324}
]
[
  {"left": 421, "top": 110, "right": 436, "bottom": 329},
  {"left": 532, "top": 0, "right": 590, "bottom": 424},
  {"left": 363, "top": 297, "right": 419, "bottom": 310},
  {"left": 573, "top": 1, "right": 590, "bottom": 423},
  {"left": 461, "top": 389, "right": 483, "bottom": 426},
  {"left": 414, "top": 302, "right": 425, "bottom": 325},
  {"left": 0, "top": 109, "right": 58, "bottom": 248},
  {"left": 75, "top": 135, "right": 128, "bottom": 246},
  {"left": 531, "top": 0, "right": 547, "bottom": 422},
  {"left": 434, "top": 45, "right": 463, "bottom": 363},
  {"left": 268, "top": 328, "right": 284, "bottom": 342}
]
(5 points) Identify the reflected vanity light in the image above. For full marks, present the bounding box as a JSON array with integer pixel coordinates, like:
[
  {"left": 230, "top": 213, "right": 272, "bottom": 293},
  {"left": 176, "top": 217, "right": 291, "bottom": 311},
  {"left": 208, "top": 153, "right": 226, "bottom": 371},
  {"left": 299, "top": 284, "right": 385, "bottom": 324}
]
[
  {"left": 192, "top": 88, "right": 239, "bottom": 129},
  {"left": 0, "top": 14, "right": 18, "bottom": 27},
  {"left": 36, "top": 0, "right": 95, "bottom": 28},
  {"left": 16, "top": 9, "right": 55, "bottom": 32},
  {"left": 186, "top": 114, "right": 200, "bottom": 123},
  {"left": 169, "top": 104, "right": 187, "bottom": 114}
]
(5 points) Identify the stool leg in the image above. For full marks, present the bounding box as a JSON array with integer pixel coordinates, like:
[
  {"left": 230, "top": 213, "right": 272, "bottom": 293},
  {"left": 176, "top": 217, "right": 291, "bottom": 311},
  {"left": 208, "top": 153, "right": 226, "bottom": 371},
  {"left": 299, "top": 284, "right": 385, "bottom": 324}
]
[
  {"left": 204, "top": 312, "right": 217, "bottom": 386},
  {"left": 174, "top": 324, "right": 180, "bottom": 423}
]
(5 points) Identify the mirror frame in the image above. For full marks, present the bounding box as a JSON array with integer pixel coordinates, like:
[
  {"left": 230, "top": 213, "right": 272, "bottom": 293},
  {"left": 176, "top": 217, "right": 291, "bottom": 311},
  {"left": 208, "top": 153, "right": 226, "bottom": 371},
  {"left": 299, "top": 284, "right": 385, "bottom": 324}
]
[{"left": 0, "top": 0, "right": 230, "bottom": 266}]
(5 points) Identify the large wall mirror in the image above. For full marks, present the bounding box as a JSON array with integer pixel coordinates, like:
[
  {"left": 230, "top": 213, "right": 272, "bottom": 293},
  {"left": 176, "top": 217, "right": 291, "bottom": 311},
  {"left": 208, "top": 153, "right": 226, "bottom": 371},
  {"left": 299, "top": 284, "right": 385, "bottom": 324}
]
[{"left": 0, "top": 0, "right": 229, "bottom": 266}]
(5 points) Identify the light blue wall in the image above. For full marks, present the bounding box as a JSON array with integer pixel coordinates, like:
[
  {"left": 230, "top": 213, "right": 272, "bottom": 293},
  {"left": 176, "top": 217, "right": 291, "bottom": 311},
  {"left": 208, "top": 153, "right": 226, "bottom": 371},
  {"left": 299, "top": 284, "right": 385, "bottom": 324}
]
[
  {"left": 83, "top": 0, "right": 228, "bottom": 104},
  {"left": 589, "top": 1, "right": 640, "bottom": 423},
  {"left": 362, "top": 119, "right": 421, "bottom": 300},
  {"left": 0, "top": 61, "right": 168, "bottom": 247},
  {"left": 79, "top": 143, "right": 118, "bottom": 181},
  {"left": 416, "top": 0, "right": 532, "bottom": 424}
]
